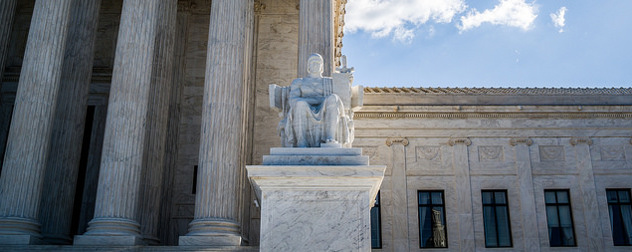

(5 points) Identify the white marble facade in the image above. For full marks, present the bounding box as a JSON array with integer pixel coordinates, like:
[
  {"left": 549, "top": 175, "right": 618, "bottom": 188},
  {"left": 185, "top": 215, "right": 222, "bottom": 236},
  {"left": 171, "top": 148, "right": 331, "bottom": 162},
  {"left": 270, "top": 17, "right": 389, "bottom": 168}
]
[{"left": 353, "top": 89, "right": 632, "bottom": 251}]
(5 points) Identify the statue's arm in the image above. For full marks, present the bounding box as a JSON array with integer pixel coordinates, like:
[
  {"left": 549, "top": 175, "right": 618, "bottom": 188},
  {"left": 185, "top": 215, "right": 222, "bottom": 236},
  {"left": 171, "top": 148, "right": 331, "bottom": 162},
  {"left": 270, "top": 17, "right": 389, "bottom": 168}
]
[{"left": 288, "top": 79, "right": 302, "bottom": 107}]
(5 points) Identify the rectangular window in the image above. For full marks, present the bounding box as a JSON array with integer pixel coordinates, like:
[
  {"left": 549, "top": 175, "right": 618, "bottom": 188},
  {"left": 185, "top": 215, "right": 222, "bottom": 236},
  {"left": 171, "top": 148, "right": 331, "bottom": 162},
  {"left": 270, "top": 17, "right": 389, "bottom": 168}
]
[
  {"left": 482, "top": 190, "right": 512, "bottom": 248},
  {"left": 544, "top": 190, "right": 576, "bottom": 246},
  {"left": 607, "top": 189, "right": 632, "bottom": 246},
  {"left": 370, "top": 191, "right": 382, "bottom": 249},
  {"left": 418, "top": 190, "right": 447, "bottom": 248}
]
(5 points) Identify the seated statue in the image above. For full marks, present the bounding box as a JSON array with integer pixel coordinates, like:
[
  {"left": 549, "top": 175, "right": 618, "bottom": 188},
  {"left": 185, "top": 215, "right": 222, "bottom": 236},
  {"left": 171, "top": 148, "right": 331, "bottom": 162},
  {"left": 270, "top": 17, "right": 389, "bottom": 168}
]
[{"left": 269, "top": 53, "right": 362, "bottom": 147}]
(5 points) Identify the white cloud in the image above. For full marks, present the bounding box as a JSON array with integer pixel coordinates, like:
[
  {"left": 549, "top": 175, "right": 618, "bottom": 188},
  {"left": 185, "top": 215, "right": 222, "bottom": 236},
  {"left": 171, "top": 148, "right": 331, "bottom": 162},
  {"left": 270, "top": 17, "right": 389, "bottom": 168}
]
[
  {"left": 345, "top": 0, "right": 467, "bottom": 42},
  {"left": 458, "top": 0, "right": 538, "bottom": 32},
  {"left": 550, "top": 7, "right": 567, "bottom": 33}
]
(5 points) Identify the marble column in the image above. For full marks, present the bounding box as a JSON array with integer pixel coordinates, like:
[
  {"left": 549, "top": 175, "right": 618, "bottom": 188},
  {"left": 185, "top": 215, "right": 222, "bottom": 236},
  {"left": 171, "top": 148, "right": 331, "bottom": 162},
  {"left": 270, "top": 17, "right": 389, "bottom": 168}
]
[
  {"left": 511, "top": 138, "right": 540, "bottom": 251},
  {"left": 0, "top": 0, "right": 74, "bottom": 245},
  {"left": 38, "top": 0, "right": 102, "bottom": 245},
  {"left": 449, "top": 138, "right": 475, "bottom": 251},
  {"left": 0, "top": 0, "right": 17, "bottom": 94},
  {"left": 298, "top": 0, "right": 334, "bottom": 77},
  {"left": 572, "top": 138, "right": 605, "bottom": 251},
  {"left": 138, "top": 0, "right": 176, "bottom": 245},
  {"left": 74, "top": 0, "right": 174, "bottom": 246},
  {"left": 179, "top": 0, "right": 253, "bottom": 246},
  {"left": 388, "top": 138, "right": 410, "bottom": 252}
]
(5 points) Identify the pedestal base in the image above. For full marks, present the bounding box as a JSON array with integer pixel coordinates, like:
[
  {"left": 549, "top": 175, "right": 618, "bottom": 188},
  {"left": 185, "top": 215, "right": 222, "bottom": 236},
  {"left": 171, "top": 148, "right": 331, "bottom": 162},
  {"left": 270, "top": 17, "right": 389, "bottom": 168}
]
[
  {"left": 73, "top": 234, "right": 143, "bottom": 246},
  {"left": 179, "top": 234, "right": 242, "bottom": 246},
  {"left": 247, "top": 147, "right": 385, "bottom": 251}
]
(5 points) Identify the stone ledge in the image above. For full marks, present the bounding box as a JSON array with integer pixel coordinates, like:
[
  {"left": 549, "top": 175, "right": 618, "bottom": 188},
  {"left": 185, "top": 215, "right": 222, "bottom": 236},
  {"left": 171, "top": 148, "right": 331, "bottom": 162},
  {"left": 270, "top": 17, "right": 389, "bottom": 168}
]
[{"left": 0, "top": 245, "right": 258, "bottom": 251}]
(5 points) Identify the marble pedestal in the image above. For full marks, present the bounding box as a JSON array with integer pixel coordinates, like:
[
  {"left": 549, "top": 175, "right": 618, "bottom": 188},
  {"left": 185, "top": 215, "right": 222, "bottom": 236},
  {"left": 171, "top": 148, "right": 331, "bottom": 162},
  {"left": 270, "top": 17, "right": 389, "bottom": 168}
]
[{"left": 247, "top": 148, "right": 385, "bottom": 251}]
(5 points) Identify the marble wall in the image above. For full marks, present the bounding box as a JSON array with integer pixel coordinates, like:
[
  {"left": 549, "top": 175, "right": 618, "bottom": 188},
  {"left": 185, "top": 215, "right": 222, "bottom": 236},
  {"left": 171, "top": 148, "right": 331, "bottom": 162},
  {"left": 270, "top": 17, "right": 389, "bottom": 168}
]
[{"left": 353, "top": 102, "right": 632, "bottom": 251}]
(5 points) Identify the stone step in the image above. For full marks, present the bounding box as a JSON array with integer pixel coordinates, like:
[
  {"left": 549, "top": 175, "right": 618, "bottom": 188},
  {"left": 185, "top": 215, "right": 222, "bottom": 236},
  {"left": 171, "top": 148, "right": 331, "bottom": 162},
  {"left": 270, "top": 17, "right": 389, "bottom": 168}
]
[
  {"left": 262, "top": 154, "right": 368, "bottom": 165},
  {"left": 269, "top": 147, "right": 362, "bottom": 156}
]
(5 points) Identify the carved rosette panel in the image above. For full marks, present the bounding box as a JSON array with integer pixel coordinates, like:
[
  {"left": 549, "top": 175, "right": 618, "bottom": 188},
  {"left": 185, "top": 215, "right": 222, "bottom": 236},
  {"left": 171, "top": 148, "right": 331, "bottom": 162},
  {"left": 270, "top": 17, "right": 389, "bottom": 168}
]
[
  {"left": 478, "top": 146, "right": 503, "bottom": 162},
  {"left": 599, "top": 145, "right": 626, "bottom": 161},
  {"left": 416, "top": 146, "right": 441, "bottom": 162},
  {"left": 539, "top": 145, "right": 565, "bottom": 161}
]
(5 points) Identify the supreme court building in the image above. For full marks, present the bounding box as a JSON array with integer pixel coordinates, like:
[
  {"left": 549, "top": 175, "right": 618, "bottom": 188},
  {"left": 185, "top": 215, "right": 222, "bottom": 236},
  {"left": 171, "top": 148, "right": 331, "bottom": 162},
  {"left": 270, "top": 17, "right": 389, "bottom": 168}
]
[{"left": 0, "top": 0, "right": 631, "bottom": 251}]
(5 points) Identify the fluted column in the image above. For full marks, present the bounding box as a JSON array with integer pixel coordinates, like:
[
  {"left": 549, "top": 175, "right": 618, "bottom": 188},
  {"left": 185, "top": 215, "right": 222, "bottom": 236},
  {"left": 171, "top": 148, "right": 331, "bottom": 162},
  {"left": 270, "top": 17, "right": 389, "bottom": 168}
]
[
  {"left": 0, "top": 0, "right": 73, "bottom": 245},
  {"left": 298, "top": 0, "right": 334, "bottom": 77},
  {"left": 179, "top": 0, "right": 253, "bottom": 246},
  {"left": 0, "top": 0, "right": 17, "bottom": 97},
  {"left": 38, "top": 0, "right": 101, "bottom": 245},
  {"left": 73, "top": 0, "right": 173, "bottom": 246},
  {"left": 138, "top": 0, "right": 177, "bottom": 245}
]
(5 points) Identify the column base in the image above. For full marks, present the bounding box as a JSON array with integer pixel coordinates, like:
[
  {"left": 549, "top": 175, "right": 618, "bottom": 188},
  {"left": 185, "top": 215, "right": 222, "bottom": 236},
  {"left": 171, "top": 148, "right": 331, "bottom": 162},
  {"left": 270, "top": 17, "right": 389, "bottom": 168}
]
[
  {"left": 73, "top": 234, "right": 143, "bottom": 246},
  {"left": 0, "top": 234, "right": 43, "bottom": 245},
  {"left": 0, "top": 217, "right": 42, "bottom": 245},
  {"left": 73, "top": 217, "right": 142, "bottom": 246},
  {"left": 179, "top": 219, "right": 242, "bottom": 246}
]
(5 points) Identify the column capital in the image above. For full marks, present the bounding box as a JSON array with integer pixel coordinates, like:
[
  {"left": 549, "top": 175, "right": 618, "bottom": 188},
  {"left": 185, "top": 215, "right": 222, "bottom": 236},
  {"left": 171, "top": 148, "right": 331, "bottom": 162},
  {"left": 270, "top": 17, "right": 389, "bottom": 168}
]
[
  {"left": 448, "top": 137, "right": 471, "bottom": 146},
  {"left": 386, "top": 137, "right": 408, "bottom": 146},
  {"left": 570, "top": 137, "right": 592, "bottom": 146},
  {"left": 509, "top": 137, "right": 533, "bottom": 146}
]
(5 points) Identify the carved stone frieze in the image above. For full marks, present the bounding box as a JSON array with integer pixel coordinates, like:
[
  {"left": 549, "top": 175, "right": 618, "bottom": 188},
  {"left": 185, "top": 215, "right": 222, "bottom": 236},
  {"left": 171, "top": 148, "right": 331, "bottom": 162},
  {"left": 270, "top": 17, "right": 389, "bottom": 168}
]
[
  {"left": 539, "top": 145, "right": 565, "bottom": 161},
  {"left": 509, "top": 137, "right": 533, "bottom": 146},
  {"left": 416, "top": 146, "right": 441, "bottom": 161},
  {"left": 478, "top": 146, "right": 503, "bottom": 162},
  {"left": 570, "top": 137, "right": 593, "bottom": 146},
  {"left": 599, "top": 145, "right": 626, "bottom": 161},
  {"left": 386, "top": 137, "right": 408, "bottom": 147},
  {"left": 448, "top": 138, "right": 471, "bottom": 146}
]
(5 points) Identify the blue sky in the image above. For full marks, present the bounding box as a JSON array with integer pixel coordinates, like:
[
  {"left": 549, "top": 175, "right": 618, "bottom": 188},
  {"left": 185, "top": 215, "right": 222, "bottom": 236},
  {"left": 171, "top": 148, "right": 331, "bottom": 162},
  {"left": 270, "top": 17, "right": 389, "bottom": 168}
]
[{"left": 342, "top": 0, "right": 632, "bottom": 88}]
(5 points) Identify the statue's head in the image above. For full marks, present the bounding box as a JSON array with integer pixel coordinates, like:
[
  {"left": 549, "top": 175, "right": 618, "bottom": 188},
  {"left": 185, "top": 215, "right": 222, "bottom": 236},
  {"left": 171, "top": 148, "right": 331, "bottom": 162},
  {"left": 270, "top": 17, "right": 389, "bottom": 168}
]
[{"left": 306, "top": 53, "right": 324, "bottom": 77}]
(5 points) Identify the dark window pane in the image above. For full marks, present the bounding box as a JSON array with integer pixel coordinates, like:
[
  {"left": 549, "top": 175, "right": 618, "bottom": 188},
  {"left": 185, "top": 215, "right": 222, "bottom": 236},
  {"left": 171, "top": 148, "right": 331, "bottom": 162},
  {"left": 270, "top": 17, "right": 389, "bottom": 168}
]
[
  {"left": 431, "top": 192, "right": 443, "bottom": 204},
  {"left": 370, "top": 207, "right": 381, "bottom": 248},
  {"left": 419, "top": 206, "right": 432, "bottom": 247},
  {"left": 546, "top": 206, "right": 559, "bottom": 227},
  {"left": 418, "top": 191, "right": 447, "bottom": 248},
  {"left": 496, "top": 206, "right": 511, "bottom": 247},
  {"left": 420, "top": 192, "right": 430, "bottom": 205},
  {"left": 495, "top": 191, "right": 506, "bottom": 204},
  {"left": 483, "top": 190, "right": 512, "bottom": 248},
  {"left": 545, "top": 191, "right": 556, "bottom": 204},
  {"left": 482, "top": 191, "right": 493, "bottom": 204},
  {"left": 545, "top": 190, "right": 576, "bottom": 247},
  {"left": 483, "top": 206, "right": 498, "bottom": 247},
  {"left": 619, "top": 191, "right": 631, "bottom": 203},
  {"left": 607, "top": 189, "right": 632, "bottom": 246},
  {"left": 371, "top": 192, "right": 381, "bottom": 248},
  {"left": 608, "top": 190, "right": 619, "bottom": 203},
  {"left": 557, "top": 191, "right": 569, "bottom": 204}
]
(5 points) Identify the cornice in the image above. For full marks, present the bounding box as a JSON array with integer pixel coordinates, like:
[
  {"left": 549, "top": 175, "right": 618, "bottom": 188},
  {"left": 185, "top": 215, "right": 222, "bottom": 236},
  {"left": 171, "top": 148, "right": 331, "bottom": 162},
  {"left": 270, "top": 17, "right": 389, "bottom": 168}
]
[
  {"left": 354, "top": 112, "right": 632, "bottom": 119},
  {"left": 364, "top": 87, "right": 632, "bottom": 95}
]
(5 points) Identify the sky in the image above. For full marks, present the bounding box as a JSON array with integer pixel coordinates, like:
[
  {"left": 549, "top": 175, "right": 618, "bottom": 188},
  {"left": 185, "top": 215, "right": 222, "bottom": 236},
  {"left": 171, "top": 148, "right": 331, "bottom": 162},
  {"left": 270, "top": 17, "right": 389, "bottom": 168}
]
[{"left": 342, "top": 0, "right": 632, "bottom": 88}]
